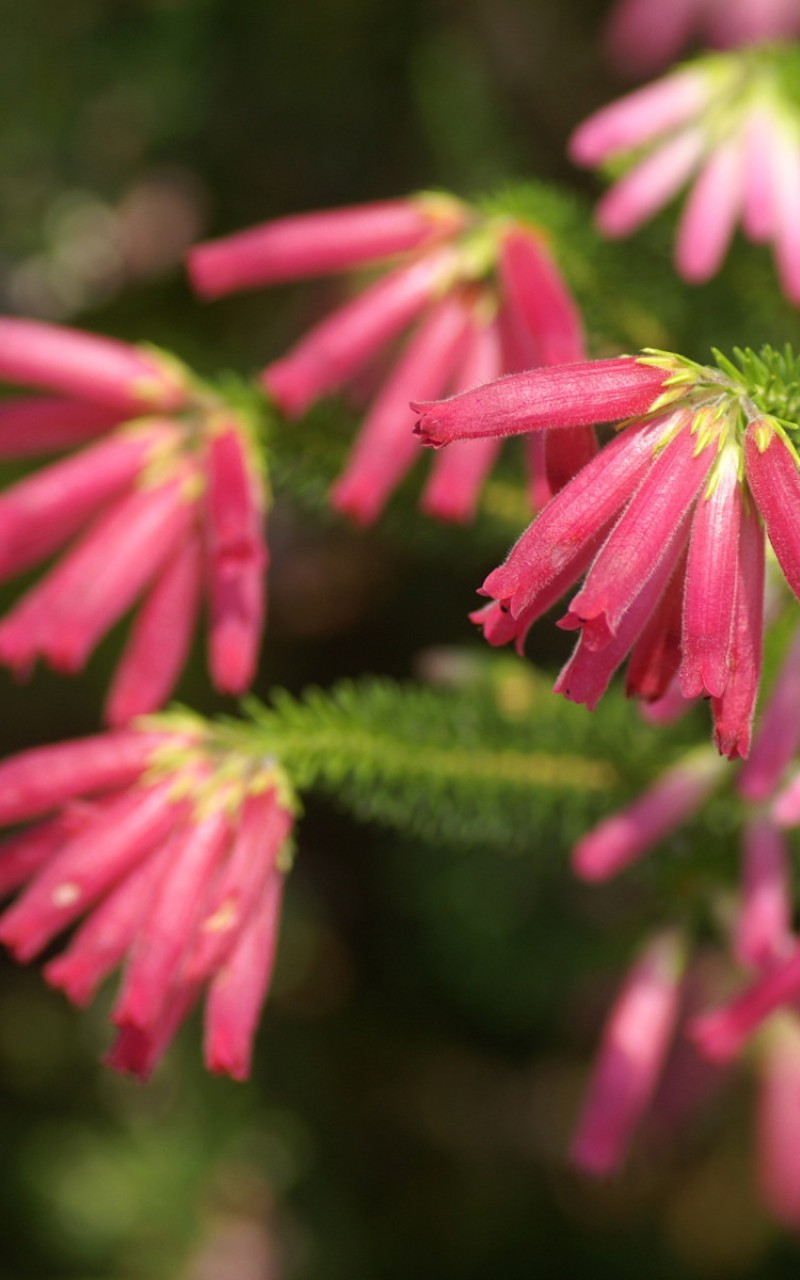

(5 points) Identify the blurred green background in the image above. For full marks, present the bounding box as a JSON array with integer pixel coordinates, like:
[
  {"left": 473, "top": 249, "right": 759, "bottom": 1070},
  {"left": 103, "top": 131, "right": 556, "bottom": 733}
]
[{"left": 1, "top": 0, "right": 799, "bottom": 1276}]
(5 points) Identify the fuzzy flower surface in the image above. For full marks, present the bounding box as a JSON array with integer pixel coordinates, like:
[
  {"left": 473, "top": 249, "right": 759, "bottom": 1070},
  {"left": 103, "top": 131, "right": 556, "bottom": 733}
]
[
  {"left": 0, "top": 716, "right": 295, "bottom": 1080},
  {"left": 570, "top": 47, "right": 800, "bottom": 302},
  {"left": 0, "top": 318, "right": 268, "bottom": 723},
  {"left": 187, "top": 194, "right": 596, "bottom": 524},
  {"left": 604, "top": 0, "right": 800, "bottom": 78},
  {"left": 415, "top": 345, "right": 800, "bottom": 759}
]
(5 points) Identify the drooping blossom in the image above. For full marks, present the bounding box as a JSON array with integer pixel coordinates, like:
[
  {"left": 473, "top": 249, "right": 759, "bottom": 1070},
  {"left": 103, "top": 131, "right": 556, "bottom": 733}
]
[
  {"left": 0, "top": 717, "right": 295, "bottom": 1080},
  {"left": 187, "top": 195, "right": 595, "bottom": 524},
  {"left": 604, "top": 0, "right": 800, "bottom": 78},
  {"left": 570, "top": 47, "right": 800, "bottom": 301},
  {"left": 569, "top": 616, "right": 800, "bottom": 1061},
  {"left": 0, "top": 318, "right": 268, "bottom": 723},
  {"left": 415, "top": 345, "right": 800, "bottom": 758},
  {"left": 571, "top": 930, "right": 687, "bottom": 1175}
]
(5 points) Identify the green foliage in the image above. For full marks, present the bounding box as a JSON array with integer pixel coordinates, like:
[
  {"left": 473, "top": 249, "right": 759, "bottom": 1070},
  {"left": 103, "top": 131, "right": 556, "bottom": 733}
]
[
  {"left": 713, "top": 343, "right": 800, "bottom": 424},
  {"left": 240, "top": 667, "right": 700, "bottom": 855}
]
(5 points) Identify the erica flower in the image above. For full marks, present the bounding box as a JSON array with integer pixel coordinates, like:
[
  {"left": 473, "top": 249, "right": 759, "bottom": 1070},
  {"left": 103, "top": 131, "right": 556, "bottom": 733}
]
[
  {"left": 0, "top": 717, "right": 295, "bottom": 1080},
  {"left": 571, "top": 625, "right": 800, "bottom": 1067},
  {"left": 604, "top": 0, "right": 800, "bottom": 78},
  {"left": 187, "top": 194, "right": 595, "bottom": 524},
  {"left": 571, "top": 930, "right": 687, "bottom": 1175},
  {"left": 570, "top": 47, "right": 800, "bottom": 301},
  {"left": 0, "top": 318, "right": 268, "bottom": 723},
  {"left": 415, "top": 345, "right": 800, "bottom": 758}
]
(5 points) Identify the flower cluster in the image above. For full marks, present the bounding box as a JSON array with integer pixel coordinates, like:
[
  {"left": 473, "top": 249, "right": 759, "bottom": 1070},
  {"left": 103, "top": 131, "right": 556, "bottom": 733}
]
[
  {"left": 570, "top": 47, "right": 800, "bottom": 301},
  {"left": 188, "top": 195, "right": 596, "bottom": 524},
  {"left": 415, "top": 346, "right": 800, "bottom": 758},
  {"left": 0, "top": 717, "right": 295, "bottom": 1080},
  {"left": 0, "top": 318, "right": 267, "bottom": 723},
  {"left": 604, "top": 0, "right": 800, "bottom": 77},
  {"left": 569, "top": 632, "right": 800, "bottom": 1225}
]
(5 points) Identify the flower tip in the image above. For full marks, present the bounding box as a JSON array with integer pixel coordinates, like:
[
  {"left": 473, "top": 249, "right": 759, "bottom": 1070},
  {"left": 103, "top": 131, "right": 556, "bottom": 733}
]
[
  {"left": 687, "top": 1013, "right": 740, "bottom": 1065},
  {"left": 43, "top": 956, "right": 96, "bottom": 1008},
  {"left": 184, "top": 245, "right": 223, "bottom": 300},
  {"left": 259, "top": 365, "right": 310, "bottom": 419},
  {"left": 205, "top": 1043, "right": 251, "bottom": 1081},
  {"left": 566, "top": 124, "right": 598, "bottom": 170},
  {"left": 569, "top": 1133, "right": 618, "bottom": 1179},
  {"left": 329, "top": 474, "right": 382, "bottom": 527},
  {"left": 570, "top": 842, "right": 615, "bottom": 883}
]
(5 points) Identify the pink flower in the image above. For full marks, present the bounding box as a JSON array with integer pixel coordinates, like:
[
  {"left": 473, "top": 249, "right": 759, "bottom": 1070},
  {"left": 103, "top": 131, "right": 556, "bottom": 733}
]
[
  {"left": 573, "top": 749, "right": 725, "bottom": 882},
  {"left": 735, "top": 817, "right": 793, "bottom": 970},
  {"left": 570, "top": 48, "right": 800, "bottom": 301},
  {"left": 0, "top": 721, "right": 295, "bottom": 1080},
  {"left": 0, "top": 318, "right": 191, "bottom": 412},
  {"left": 416, "top": 348, "right": 800, "bottom": 758},
  {"left": 571, "top": 931, "right": 686, "bottom": 1175},
  {"left": 188, "top": 196, "right": 594, "bottom": 524},
  {"left": 604, "top": 0, "right": 800, "bottom": 78},
  {"left": 0, "top": 320, "right": 268, "bottom": 721}
]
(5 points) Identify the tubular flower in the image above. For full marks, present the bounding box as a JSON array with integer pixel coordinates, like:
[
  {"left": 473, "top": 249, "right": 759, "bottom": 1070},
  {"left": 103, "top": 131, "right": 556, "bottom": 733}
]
[
  {"left": 571, "top": 931, "right": 688, "bottom": 1175},
  {"left": 570, "top": 623, "right": 800, "bottom": 1066},
  {"left": 187, "top": 194, "right": 595, "bottom": 524},
  {"left": 604, "top": 0, "right": 800, "bottom": 79},
  {"left": 0, "top": 318, "right": 268, "bottom": 723},
  {"left": 415, "top": 345, "right": 800, "bottom": 759},
  {"left": 570, "top": 47, "right": 800, "bottom": 302},
  {"left": 0, "top": 717, "right": 296, "bottom": 1080}
]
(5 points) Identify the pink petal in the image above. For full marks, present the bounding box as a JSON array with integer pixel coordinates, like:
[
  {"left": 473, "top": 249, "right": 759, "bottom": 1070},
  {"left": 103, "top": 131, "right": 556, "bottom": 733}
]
[
  {"left": 745, "top": 420, "right": 800, "bottom": 598},
  {"left": 413, "top": 357, "right": 667, "bottom": 447},
  {"left": 205, "top": 424, "right": 267, "bottom": 694},
  {"left": 596, "top": 130, "right": 706, "bottom": 239},
  {"left": 674, "top": 136, "right": 744, "bottom": 282},
  {"left": 566, "top": 419, "right": 713, "bottom": 642},
  {"left": 742, "top": 106, "right": 779, "bottom": 243},
  {"left": 626, "top": 546, "right": 687, "bottom": 700},
  {"left": 573, "top": 750, "right": 724, "bottom": 882},
  {"left": 331, "top": 292, "right": 471, "bottom": 525},
  {"left": 679, "top": 449, "right": 741, "bottom": 698},
  {"left": 0, "top": 780, "right": 187, "bottom": 962},
  {"left": 421, "top": 317, "right": 504, "bottom": 522},
  {"left": 497, "top": 227, "right": 585, "bottom": 365},
  {"left": 187, "top": 197, "right": 463, "bottom": 296},
  {"left": 691, "top": 945, "right": 800, "bottom": 1064},
  {"left": 483, "top": 415, "right": 669, "bottom": 616},
  {"left": 735, "top": 818, "right": 793, "bottom": 971},
  {"left": 0, "top": 398, "right": 126, "bottom": 456},
  {"left": 0, "top": 424, "right": 173, "bottom": 583},
  {"left": 0, "top": 470, "right": 197, "bottom": 675},
  {"left": 603, "top": 0, "right": 703, "bottom": 76},
  {"left": 770, "top": 124, "right": 800, "bottom": 305},
  {"left": 554, "top": 506, "right": 692, "bottom": 710},
  {"left": 570, "top": 68, "right": 711, "bottom": 164},
  {"left": 114, "top": 808, "right": 233, "bottom": 1031},
  {"left": 738, "top": 626, "right": 800, "bottom": 802},
  {"left": 570, "top": 931, "right": 686, "bottom": 1176},
  {"left": 104, "top": 532, "right": 204, "bottom": 726},
  {"left": 0, "top": 318, "right": 189, "bottom": 412},
  {"left": 261, "top": 249, "right": 455, "bottom": 417},
  {"left": 0, "top": 731, "right": 162, "bottom": 826},
  {"left": 204, "top": 872, "right": 285, "bottom": 1080},
  {"left": 185, "top": 788, "right": 293, "bottom": 984},
  {"left": 709, "top": 498, "right": 765, "bottom": 760},
  {"left": 43, "top": 839, "right": 172, "bottom": 1006}
]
